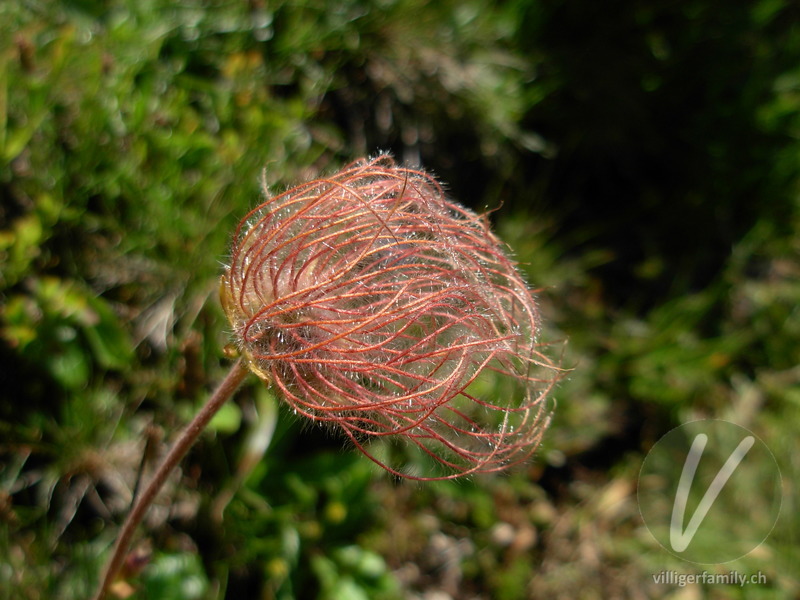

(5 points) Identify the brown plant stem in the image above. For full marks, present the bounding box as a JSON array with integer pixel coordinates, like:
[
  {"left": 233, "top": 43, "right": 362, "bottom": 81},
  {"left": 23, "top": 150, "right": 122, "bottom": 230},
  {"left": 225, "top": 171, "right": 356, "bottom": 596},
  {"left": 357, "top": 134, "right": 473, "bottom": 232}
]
[{"left": 93, "top": 358, "right": 249, "bottom": 600}]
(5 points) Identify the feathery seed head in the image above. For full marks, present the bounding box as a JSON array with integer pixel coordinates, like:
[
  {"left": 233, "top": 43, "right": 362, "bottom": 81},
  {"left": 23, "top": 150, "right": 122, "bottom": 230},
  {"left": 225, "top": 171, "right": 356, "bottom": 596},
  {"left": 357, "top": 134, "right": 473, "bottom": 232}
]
[{"left": 221, "top": 155, "right": 559, "bottom": 479}]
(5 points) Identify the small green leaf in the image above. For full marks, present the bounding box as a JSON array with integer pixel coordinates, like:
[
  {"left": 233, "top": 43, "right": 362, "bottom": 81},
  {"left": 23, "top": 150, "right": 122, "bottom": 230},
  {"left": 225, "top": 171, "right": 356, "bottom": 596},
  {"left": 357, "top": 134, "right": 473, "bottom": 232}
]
[
  {"left": 83, "top": 295, "right": 135, "bottom": 370},
  {"left": 208, "top": 401, "right": 241, "bottom": 434},
  {"left": 47, "top": 344, "right": 89, "bottom": 390}
]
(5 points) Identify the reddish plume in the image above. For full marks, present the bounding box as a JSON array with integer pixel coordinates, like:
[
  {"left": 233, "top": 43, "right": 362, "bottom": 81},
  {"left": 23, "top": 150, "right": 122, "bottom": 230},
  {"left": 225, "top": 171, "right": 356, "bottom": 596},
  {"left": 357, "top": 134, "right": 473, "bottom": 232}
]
[{"left": 221, "top": 155, "right": 559, "bottom": 479}]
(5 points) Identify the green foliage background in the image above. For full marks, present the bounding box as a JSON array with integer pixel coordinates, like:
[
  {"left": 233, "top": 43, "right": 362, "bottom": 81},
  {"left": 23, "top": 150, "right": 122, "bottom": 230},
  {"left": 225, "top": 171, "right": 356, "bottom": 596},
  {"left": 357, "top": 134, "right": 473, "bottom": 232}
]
[{"left": 1, "top": 0, "right": 798, "bottom": 598}]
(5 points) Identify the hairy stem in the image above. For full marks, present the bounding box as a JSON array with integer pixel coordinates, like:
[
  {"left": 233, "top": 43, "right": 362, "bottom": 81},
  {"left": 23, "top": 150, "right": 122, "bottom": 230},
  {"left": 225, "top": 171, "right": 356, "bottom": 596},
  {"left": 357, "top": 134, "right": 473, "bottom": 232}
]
[{"left": 94, "top": 358, "right": 249, "bottom": 600}]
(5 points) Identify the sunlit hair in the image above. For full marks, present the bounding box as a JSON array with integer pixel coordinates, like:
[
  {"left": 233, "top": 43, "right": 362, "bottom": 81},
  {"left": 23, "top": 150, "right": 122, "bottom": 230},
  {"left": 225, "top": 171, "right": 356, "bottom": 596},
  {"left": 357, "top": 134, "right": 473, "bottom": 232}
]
[{"left": 221, "top": 155, "right": 559, "bottom": 479}]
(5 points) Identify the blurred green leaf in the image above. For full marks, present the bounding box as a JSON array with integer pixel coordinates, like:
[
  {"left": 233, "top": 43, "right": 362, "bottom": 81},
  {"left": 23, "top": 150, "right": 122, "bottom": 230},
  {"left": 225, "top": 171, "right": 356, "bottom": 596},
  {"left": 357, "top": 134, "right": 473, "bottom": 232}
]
[
  {"left": 141, "top": 553, "right": 209, "bottom": 600},
  {"left": 83, "top": 295, "right": 135, "bottom": 370},
  {"left": 208, "top": 400, "right": 241, "bottom": 434}
]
